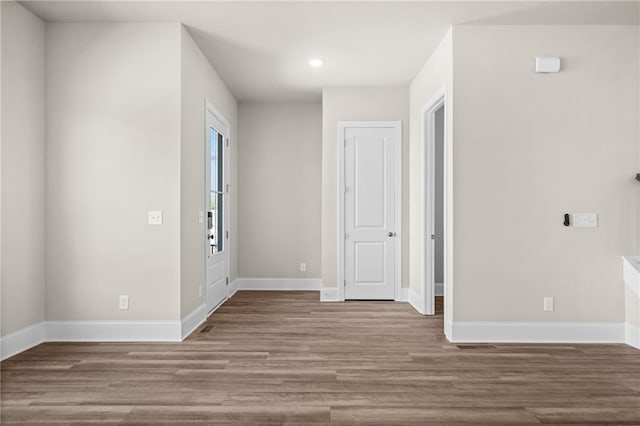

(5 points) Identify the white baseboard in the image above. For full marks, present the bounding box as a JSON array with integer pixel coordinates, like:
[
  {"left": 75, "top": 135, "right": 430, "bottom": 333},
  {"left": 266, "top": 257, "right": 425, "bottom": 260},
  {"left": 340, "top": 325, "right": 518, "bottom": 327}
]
[
  {"left": 228, "top": 279, "right": 239, "bottom": 298},
  {"left": 236, "top": 278, "right": 321, "bottom": 291},
  {"left": 46, "top": 320, "right": 182, "bottom": 342},
  {"left": 320, "top": 287, "right": 341, "bottom": 302},
  {"left": 408, "top": 289, "right": 427, "bottom": 315},
  {"left": 626, "top": 322, "right": 640, "bottom": 350},
  {"left": 450, "top": 321, "right": 625, "bottom": 344},
  {"left": 435, "top": 282, "right": 444, "bottom": 296},
  {"left": 181, "top": 304, "right": 207, "bottom": 340},
  {"left": 397, "top": 287, "right": 409, "bottom": 302},
  {"left": 0, "top": 322, "right": 46, "bottom": 361}
]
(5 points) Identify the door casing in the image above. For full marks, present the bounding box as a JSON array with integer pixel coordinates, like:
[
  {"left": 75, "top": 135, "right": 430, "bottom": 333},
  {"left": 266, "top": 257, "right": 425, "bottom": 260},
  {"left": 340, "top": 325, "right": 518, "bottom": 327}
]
[
  {"left": 421, "top": 89, "right": 447, "bottom": 319},
  {"left": 337, "top": 121, "right": 403, "bottom": 302}
]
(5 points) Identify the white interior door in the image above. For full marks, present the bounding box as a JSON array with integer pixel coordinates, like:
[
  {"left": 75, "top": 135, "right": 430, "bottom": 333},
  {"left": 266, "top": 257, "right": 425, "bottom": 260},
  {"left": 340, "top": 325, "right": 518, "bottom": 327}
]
[
  {"left": 206, "top": 107, "right": 229, "bottom": 313},
  {"left": 343, "top": 125, "right": 398, "bottom": 300}
]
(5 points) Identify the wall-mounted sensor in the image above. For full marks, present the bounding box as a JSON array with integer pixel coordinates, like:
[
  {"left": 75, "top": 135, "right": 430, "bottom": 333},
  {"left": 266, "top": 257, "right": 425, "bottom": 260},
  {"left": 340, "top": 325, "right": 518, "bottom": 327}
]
[{"left": 536, "top": 57, "right": 561, "bottom": 73}]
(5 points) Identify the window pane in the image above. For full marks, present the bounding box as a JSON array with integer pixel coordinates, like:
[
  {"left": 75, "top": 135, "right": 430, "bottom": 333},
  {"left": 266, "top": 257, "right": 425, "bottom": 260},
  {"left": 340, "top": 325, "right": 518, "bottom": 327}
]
[
  {"left": 209, "top": 127, "right": 222, "bottom": 255},
  {"left": 217, "top": 132, "right": 224, "bottom": 252}
]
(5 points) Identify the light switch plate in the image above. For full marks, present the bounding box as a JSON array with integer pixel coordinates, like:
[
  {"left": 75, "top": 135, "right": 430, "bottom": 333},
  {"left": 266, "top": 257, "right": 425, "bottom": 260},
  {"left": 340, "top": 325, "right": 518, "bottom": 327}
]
[
  {"left": 536, "top": 57, "right": 561, "bottom": 73},
  {"left": 148, "top": 211, "right": 163, "bottom": 225},
  {"left": 572, "top": 213, "right": 597, "bottom": 228}
]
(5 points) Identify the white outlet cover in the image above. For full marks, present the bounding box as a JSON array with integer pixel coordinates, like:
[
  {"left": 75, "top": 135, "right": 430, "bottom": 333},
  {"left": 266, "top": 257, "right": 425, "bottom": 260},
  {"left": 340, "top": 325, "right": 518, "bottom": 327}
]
[
  {"left": 572, "top": 213, "right": 597, "bottom": 228},
  {"left": 148, "top": 211, "right": 163, "bottom": 225},
  {"left": 543, "top": 297, "right": 554, "bottom": 312},
  {"left": 300, "top": 263, "right": 307, "bottom": 272},
  {"left": 119, "top": 295, "right": 129, "bottom": 310}
]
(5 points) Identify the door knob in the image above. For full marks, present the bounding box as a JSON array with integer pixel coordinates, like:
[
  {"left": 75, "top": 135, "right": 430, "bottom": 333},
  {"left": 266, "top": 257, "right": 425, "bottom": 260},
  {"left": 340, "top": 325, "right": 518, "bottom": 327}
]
[{"left": 387, "top": 232, "right": 396, "bottom": 237}]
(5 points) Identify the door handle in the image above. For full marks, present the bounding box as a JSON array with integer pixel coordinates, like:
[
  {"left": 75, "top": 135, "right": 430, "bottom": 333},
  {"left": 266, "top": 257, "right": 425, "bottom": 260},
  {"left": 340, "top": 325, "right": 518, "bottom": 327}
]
[{"left": 387, "top": 232, "right": 396, "bottom": 237}]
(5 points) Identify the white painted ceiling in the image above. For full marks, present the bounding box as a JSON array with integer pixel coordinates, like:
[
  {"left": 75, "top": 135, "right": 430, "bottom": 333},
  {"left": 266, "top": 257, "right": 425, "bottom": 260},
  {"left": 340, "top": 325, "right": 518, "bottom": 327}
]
[{"left": 21, "top": 1, "right": 640, "bottom": 102}]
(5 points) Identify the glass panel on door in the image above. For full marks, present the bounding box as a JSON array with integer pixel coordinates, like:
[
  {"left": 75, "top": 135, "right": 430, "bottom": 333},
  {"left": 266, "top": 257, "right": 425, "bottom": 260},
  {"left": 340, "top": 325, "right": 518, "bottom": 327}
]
[{"left": 209, "top": 127, "right": 224, "bottom": 255}]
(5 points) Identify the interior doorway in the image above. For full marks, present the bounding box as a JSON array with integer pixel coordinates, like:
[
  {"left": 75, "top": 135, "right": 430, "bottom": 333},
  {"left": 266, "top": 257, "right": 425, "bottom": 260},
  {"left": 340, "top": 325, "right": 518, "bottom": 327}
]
[{"left": 423, "top": 93, "right": 446, "bottom": 317}]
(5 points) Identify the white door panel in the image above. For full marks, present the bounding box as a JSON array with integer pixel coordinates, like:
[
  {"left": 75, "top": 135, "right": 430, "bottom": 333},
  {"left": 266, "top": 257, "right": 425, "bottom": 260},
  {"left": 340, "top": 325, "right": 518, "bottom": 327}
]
[
  {"left": 206, "top": 107, "right": 229, "bottom": 312},
  {"left": 344, "top": 126, "right": 396, "bottom": 300}
]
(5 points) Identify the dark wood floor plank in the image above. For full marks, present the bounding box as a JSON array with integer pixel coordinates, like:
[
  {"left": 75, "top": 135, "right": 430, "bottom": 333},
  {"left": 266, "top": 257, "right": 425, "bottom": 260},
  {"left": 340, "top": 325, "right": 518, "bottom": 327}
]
[{"left": 1, "top": 291, "right": 639, "bottom": 424}]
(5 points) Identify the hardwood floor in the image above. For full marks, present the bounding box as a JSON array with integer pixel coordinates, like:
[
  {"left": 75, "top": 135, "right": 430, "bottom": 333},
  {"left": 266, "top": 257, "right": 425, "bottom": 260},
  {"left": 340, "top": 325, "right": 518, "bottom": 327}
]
[{"left": 1, "top": 291, "right": 639, "bottom": 424}]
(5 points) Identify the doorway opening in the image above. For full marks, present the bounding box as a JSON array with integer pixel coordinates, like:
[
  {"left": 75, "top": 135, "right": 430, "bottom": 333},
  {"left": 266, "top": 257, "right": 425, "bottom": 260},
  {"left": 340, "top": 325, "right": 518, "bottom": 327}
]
[{"left": 422, "top": 92, "right": 447, "bottom": 319}]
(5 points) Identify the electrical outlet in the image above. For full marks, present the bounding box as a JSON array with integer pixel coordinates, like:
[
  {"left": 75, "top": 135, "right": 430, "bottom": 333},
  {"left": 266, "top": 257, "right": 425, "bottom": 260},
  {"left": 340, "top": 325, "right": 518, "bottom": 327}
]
[
  {"left": 148, "top": 211, "right": 163, "bottom": 225},
  {"left": 198, "top": 285, "right": 203, "bottom": 298},
  {"left": 300, "top": 263, "right": 307, "bottom": 272},
  {"left": 543, "top": 297, "right": 554, "bottom": 312},
  {"left": 119, "top": 295, "right": 129, "bottom": 310}
]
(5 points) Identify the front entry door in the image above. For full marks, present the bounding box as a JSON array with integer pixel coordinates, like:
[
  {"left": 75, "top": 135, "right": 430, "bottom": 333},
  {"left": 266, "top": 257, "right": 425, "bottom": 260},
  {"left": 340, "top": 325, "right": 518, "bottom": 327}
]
[
  {"left": 343, "top": 124, "right": 399, "bottom": 300},
  {"left": 206, "top": 106, "right": 229, "bottom": 313}
]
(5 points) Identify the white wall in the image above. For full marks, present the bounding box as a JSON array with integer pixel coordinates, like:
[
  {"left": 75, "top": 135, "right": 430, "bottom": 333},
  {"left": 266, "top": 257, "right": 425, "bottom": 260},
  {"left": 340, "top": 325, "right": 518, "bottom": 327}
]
[
  {"left": 409, "top": 30, "right": 454, "bottom": 327},
  {"left": 321, "top": 88, "right": 410, "bottom": 290},
  {"left": 180, "top": 26, "right": 238, "bottom": 319},
  {"left": 451, "top": 25, "right": 638, "bottom": 324},
  {"left": 0, "top": 1, "right": 46, "bottom": 335},
  {"left": 46, "top": 23, "right": 182, "bottom": 321},
  {"left": 238, "top": 102, "right": 322, "bottom": 279}
]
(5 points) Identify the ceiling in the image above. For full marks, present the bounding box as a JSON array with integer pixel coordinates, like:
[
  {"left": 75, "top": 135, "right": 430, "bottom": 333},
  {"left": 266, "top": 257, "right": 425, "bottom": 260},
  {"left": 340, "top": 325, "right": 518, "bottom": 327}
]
[{"left": 20, "top": 1, "right": 640, "bottom": 102}]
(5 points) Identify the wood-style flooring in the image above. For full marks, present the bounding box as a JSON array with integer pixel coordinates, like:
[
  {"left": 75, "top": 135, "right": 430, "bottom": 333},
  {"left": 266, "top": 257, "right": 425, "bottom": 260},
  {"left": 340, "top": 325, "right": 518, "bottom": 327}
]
[{"left": 1, "top": 291, "right": 639, "bottom": 424}]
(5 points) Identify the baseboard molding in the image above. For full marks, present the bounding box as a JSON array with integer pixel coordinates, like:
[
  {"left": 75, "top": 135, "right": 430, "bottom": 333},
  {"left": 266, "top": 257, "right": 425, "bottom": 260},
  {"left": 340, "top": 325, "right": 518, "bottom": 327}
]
[
  {"left": 397, "top": 287, "right": 409, "bottom": 302},
  {"left": 320, "top": 287, "right": 341, "bottom": 302},
  {"left": 0, "top": 322, "right": 46, "bottom": 361},
  {"left": 228, "top": 279, "right": 239, "bottom": 298},
  {"left": 626, "top": 322, "right": 640, "bottom": 350},
  {"left": 181, "top": 304, "right": 207, "bottom": 340},
  {"left": 435, "top": 282, "right": 444, "bottom": 296},
  {"left": 236, "top": 278, "right": 321, "bottom": 291},
  {"left": 408, "top": 289, "right": 427, "bottom": 315},
  {"left": 450, "top": 321, "right": 625, "bottom": 344},
  {"left": 46, "top": 320, "right": 182, "bottom": 342}
]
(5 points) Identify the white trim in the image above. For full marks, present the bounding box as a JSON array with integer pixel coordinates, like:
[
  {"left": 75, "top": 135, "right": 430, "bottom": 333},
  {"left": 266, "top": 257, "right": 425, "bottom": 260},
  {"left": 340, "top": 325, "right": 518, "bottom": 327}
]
[
  {"left": 46, "top": 320, "right": 182, "bottom": 342},
  {"left": 435, "top": 282, "right": 444, "bottom": 296},
  {"left": 0, "top": 322, "right": 46, "bottom": 361},
  {"left": 181, "top": 304, "right": 207, "bottom": 340},
  {"left": 625, "top": 323, "right": 640, "bottom": 350},
  {"left": 337, "top": 121, "right": 403, "bottom": 302},
  {"left": 397, "top": 287, "right": 409, "bottom": 302},
  {"left": 449, "top": 321, "right": 625, "bottom": 343},
  {"left": 236, "top": 278, "right": 321, "bottom": 291},
  {"left": 320, "top": 287, "right": 341, "bottom": 302},
  {"left": 205, "top": 99, "right": 231, "bottom": 314},
  {"left": 421, "top": 89, "right": 447, "bottom": 317},
  {"left": 228, "top": 278, "right": 239, "bottom": 299},
  {"left": 408, "top": 289, "right": 427, "bottom": 315}
]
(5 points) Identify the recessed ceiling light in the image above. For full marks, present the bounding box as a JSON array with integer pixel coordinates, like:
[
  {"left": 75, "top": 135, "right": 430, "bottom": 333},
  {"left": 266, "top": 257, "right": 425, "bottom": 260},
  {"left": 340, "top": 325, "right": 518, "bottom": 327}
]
[{"left": 309, "top": 58, "right": 324, "bottom": 68}]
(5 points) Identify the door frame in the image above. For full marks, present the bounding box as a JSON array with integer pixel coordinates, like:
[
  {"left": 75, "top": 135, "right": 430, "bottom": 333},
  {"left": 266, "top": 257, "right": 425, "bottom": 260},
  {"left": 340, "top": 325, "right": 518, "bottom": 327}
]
[
  {"left": 337, "top": 121, "right": 403, "bottom": 301},
  {"left": 204, "top": 100, "right": 232, "bottom": 311},
  {"left": 421, "top": 89, "right": 447, "bottom": 316}
]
